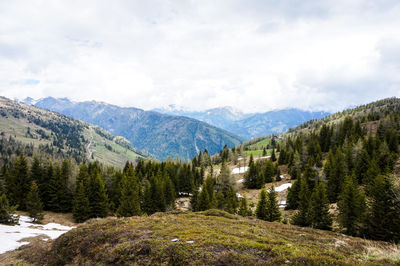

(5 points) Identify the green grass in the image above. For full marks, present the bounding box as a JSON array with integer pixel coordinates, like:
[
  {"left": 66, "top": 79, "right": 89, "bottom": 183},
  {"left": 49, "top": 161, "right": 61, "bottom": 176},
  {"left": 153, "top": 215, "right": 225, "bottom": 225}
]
[
  {"left": 248, "top": 137, "right": 271, "bottom": 149},
  {"left": 25, "top": 211, "right": 400, "bottom": 265}
]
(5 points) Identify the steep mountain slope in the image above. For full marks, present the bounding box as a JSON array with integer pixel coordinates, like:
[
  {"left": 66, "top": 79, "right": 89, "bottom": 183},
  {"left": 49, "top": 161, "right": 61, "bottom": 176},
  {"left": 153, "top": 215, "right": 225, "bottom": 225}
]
[
  {"left": 19, "top": 211, "right": 400, "bottom": 265},
  {"left": 33, "top": 98, "right": 244, "bottom": 160},
  {"left": 155, "top": 106, "right": 330, "bottom": 139},
  {"left": 0, "top": 97, "right": 149, "bottom": 167}
]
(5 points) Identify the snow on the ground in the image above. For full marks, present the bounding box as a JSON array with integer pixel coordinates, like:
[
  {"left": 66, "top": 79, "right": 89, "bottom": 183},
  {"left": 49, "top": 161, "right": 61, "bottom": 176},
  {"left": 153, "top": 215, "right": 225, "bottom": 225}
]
[
  {"left": 257, "top": 156, "right": 271, "bottom": 159},
  {"left": 231, "top": 166, "right": 249, "bottom": 174},
  {"left": 236, "top": 193, "right": 243, "bottom": 198},
  {"left": 0, "top": 215, "right": 75, "bottom": 254},
  {"left": 237, "top": 179, "right": 244, "bottom": 183},
  {"left": 274, "top": 183, "right": 292, "bottom": 192},
  {"left": 278, "top": 200, "right": 287, "bottom": 208}
]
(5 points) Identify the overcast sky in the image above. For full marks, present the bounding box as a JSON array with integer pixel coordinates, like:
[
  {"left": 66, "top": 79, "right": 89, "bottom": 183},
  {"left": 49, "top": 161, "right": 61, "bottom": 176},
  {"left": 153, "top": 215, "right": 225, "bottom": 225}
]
[{"left": 0, "top": 0, "right": 399, "bottom": 113}]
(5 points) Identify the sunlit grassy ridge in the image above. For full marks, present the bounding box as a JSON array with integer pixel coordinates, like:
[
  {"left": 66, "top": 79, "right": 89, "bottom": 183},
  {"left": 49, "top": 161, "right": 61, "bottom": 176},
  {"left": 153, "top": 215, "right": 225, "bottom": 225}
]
[{"left": 28, "top": 210, "right": 399, "bottom": 265}]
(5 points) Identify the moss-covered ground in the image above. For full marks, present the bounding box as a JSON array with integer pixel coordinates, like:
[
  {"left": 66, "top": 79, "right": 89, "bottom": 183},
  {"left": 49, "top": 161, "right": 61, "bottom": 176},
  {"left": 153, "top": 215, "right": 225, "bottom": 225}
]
[{"left": 17, "top": 210, "right": 400, "bottom": 265}]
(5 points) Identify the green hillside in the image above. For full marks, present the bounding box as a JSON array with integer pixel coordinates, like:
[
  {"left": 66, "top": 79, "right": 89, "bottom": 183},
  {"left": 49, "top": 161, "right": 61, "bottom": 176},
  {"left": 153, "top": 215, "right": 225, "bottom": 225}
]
[
  {"left": 0, "top": 97, "right": 150, "bottom": 168},
  {"left": 19, "top": 211, "right": 399, "bottom": 265}
]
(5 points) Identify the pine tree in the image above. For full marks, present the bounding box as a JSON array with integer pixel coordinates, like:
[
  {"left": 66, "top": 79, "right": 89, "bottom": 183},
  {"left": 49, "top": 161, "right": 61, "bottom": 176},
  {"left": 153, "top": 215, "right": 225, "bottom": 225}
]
[
  {"left": 164, "top": 175, "right": 176, "bottom": 210},
  {"left": 26, "top": 181, "right": 44, "bottom": 222},
  {"left": 72, "top": 182, "right": 90, "bottom": 223},
  {"left": 0, "top": 193, "right": 18, "bottom": 225},
  {"left": 216, "top": 160, "right": 235, "bottom": 194},
  {"left": 265, "top": 187, "right": 281, "bottom": 222},
  {"left": 263, "top": 160, "right": 274, "bottom": 184},
  {"left": 366, "top": 174, "right": 400, "bottom": 242},
  {"left": 271, "top": 149, "right": 276, "bottom": 162},
  {"left": 224, "top": 186, "right": 238, "bottom": 214},
  {"left": 238, "top": 193, "right": 250, "bottom": 216},
  {"left": 88, "top": 172, "right": 108, "bottom": 218},
  {"left": 197, "top": 188, "right": 211, "bottom": 211},
  {"left": 256, "top": 189, "right": 268, "bottom": 220},
  {"left": 12, "top": 152, "right": 30, "bottom": 210},
  {"left": 116, "top": 173, "right": 141, "bottom": 217},
  {"left": 47, "top": 164, "right": 61, "bottom": 212},
  {"left": 307, "top": 182, "right": 332, "bottom": 230},
  {"left": 244, "top": 155, "right": 258, "bottom": 189},
  {"left": 286, "top": 179, "right": 300, "bottom": 210},
  {"left": 338, "top": 175, "right": 366, "bottom": 236},
  {"left": 291, "top": 176, "right": 310, "bottom": 226}
]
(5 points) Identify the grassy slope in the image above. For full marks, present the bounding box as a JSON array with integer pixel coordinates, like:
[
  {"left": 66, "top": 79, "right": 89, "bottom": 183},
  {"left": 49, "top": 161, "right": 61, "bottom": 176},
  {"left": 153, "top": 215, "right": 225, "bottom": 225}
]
[
  {"left": 0, "top": 97, "right": 148, "bottom": 168},
  {"left": 19, "top": 210, "right": 400, "bottom": 265}
]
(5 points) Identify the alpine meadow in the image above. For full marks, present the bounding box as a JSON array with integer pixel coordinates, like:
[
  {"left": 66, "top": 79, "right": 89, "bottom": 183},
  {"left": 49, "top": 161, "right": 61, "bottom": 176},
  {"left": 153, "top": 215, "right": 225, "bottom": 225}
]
[{"left": 1, "top": 1, "right": 400, "bottom": 265}]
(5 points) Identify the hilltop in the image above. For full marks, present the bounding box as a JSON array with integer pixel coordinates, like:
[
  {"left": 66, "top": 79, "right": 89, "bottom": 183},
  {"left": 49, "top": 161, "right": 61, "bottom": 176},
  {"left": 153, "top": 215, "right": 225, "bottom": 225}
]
[
  {"left": 0, "top": 97, "right": 149, "bottom": 167},
  {"left": 33, "top": 97, "right": 244, "bottom": 160},
  {"left": 12, "top": 211, "right": 400, "bottom": 265}
]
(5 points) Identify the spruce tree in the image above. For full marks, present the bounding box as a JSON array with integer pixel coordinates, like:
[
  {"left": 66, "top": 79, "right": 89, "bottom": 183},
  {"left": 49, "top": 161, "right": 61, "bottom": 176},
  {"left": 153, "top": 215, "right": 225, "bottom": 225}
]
[
  {"left": 238, "top": 193, "right": 250, "bottom": 216},
  {"left": 244, "top": 155, "right": 258, "bottom": 189},
  {"left": 271, "top": 149, "right": 276, "bottom": 162},
  {"left": 224, "top": 186, "right": 238, "bottom": 214},
  {"left": 338, "top": 175, "right": 366, "bottom": 236},
  {"left": 0, "top": 193, "right": 18, "bottom": 225},
  {"left": 164, "top": 175, "right": 176, "bottom": 210},
  {"left": 265, "top": 187, "right": 281, "bottom": 222},
  {"left": 256, "top": 189, "right": 268, "bottom": 220},
  {"left": 291, "top": 176, "right": 310, "bottom": 226},
  {"left": 263, "top": 160, "right": 274, "bottom": 184},
  {"left": 116, "top": 173, "right": 141, "bottom": 217},
  {"left": 12, "top": 152, "right": 30, "bottom": 210},
  {"left": 88, "top": 172, "right": 108, "bottom": 218},
  {"left": 47, "top": 164, "right": 61, "bottom": 212},
  {"left": 216, "top": 160, "right": 235, "bottom": 193},
  {"left": 26, "top": 181, "right": 44, "bottom": 222},
  {"left": 72, "top": 182, "right": 90, "bottom": 223},
  {"left": 307, "top": 182, "right": 332, "bottom": 230},
  {"left": 366, "top": 174, "right": 400, "bottom": 242},
  {"left": 197, "top": 188, "right": 211, "bottom": 211},
  {"left": 285, "top": 179, "right": 300, "bottom": 210}
]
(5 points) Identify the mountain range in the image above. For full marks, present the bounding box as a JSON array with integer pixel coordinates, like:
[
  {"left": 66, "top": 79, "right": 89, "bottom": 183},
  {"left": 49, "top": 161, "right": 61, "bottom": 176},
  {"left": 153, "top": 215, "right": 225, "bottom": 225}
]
[
  {"left": 0, "top": 97, "right": 148, "bottom": 167},
  {"left": 32, "top": 97, "right": 243, "bottom": 160},
  {"left": 154, "top": 105, "right": 330, "bottom": 139}
]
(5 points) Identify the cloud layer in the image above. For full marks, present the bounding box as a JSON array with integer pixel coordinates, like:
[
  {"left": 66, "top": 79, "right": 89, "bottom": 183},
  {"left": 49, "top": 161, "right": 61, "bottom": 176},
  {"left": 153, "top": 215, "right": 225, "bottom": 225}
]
[{"left": 0, "top": 0, "right": 399, "bottom": 112}]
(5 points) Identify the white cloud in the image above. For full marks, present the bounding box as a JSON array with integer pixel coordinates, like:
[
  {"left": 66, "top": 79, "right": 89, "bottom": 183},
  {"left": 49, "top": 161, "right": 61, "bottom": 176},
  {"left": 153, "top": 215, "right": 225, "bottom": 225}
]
[{"left": 0, "top": 0, "right": 399, "bottom": 113}]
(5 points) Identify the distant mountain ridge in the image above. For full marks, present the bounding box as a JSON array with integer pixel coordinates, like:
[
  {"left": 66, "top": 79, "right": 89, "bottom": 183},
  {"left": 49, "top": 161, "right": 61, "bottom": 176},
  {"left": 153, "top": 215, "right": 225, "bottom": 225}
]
[
  {"left": 32, "top": 97, "right": 244, "bottom": 160},
  {"left": 154, "top": 106, "right": 330, "bottom": 139},
  {"left": 0, "top": 97, "right": 149, "bottom": 167}
]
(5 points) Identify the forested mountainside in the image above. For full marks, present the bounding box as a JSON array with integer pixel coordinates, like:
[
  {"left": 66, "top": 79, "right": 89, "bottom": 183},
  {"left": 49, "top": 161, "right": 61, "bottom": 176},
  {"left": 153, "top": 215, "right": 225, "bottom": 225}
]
[
  {"left": 0, "top": 97, "right": 149, "bottom": 167},
  {"left": 155, "top": 106, "right": 330, "bottom": 140},
  {"left": 33, "top": 97, "right": 244, "bottom": 160},
  {"left": 238, "top": 97, "right": 400, "bottom": 242}
]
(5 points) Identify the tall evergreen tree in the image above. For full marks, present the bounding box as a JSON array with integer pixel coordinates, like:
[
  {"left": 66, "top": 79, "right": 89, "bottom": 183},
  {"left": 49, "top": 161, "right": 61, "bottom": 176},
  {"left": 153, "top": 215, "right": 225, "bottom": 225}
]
[
  {"left": 0, "top": 193, "right": 18, "bottom": 225},
  {"left": 265, "top": 187, "right": 281, "bottom": 222},
  {"left": 292, "top": 176, "right": 310, "bottom": 226},
  {"left": 338, "top": 175, "right": 366, "bottom": 236},
  {"left": 164, "top": 175, "right": 176, "bottom": 210},
  {"left": 244, "top": 155, "right": 258, "bottom": 188},
  {"left": 72, "top": 182, "right": 90, "bottom": 223},
  {"left": 256, "top": 189, "right": 268, "bottom": 221},
  {"left": 88, "top": 172, "right": 108, "bottom": 218},
  {"left": 116, "top": 173, "right": 141, "bottom": 217},
  {"left": 307, "top": 182, "right": 332, "bottom": 230},
  {"left": 271, "top": 149, "right": 276, "bottom": 162},
  {"left": 238, "top": 193, "right": 250, "bottom": 217},
  {"left": 366, "top": 174, "right": 400, "bottom": 242},
  {"left": 11, "top": 152, "right": 30, "bottom": 210},
  {"left": 26, "top": 181, "right": 44, "bottom": 222}
]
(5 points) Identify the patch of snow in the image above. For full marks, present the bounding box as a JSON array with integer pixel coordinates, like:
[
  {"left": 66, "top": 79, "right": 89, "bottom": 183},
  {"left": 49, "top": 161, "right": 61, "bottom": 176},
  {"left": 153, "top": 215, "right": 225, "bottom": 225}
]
[
  {"left": 231, "top": 167, "right": 249, "bottom": 174},
  {"left": 236, "top": 193, "right": 243, "bottom": 198},
  {"left": 258, "top": 156, "right": 271, "bottom": 159},
  {"left": 171, "top": 238, "right": 179, "bottom": 242},
  {"left": 237, "top": 179, "right": 244, "bottom": 183},
  {"left": 279, "top": 175, "right": 285, "bottom": 179},
  {"left": 274, "top": 183, "right": 292, "bottom": 192},
  {"left": 186, "top": 240, "right": 194, "bottom": 244},
  {"left": 278, "top": 200, "right": 287, "bottom": 208},
  {"left": 0, "top": 215, "right": 75, "bottom": 254}
]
